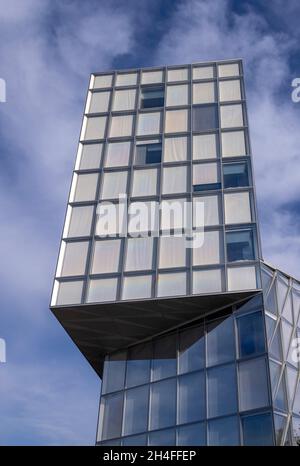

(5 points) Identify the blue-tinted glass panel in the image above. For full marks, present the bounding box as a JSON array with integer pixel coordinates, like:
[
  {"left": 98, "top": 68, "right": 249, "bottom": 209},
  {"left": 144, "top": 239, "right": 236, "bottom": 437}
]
[
  {"left": 135, "top": 143, "right": 162, "bottom": 165},
  {"left": 102, "top": 351, "right": 126, "bottom": 394},
  {"left": 206, "top": 315, "right": 235, "bottom": 366},
  {"left": 122, "top": 434, "right": 147, "bottom": 446},
  {"left": 274, "top": 414, "right": 286, "bottom": 446},
  {"left": 223, "top": 162, "right": 249, "bottom": 188},
  {"left": 123, "top": 385, "right": 149, "bottom": 436},
  {"left": 126, "top": 343, "right": 151, "bottom": 388},
  {"left": 269, "top": 360, "right": 281, "bottom": 396},
  {"left": 238, "top": 358, "right": 270, "bottom": 411},
  {"left": 178, "top": 325, "right": 205, "bottom": 374},
  {"left": 208, "top": 416, "right": 240, "bottom": 446},
  {"left": 150, "top": 378, "right": 176, "bottom": 430},
  {"left": 148, "top": 429, "right": 175, "bottom": 446},
  {"left": 242, "top": 412, "right": 274, "bottom": 446},
  {"left": 193, "top": 182, "right": 221, "bottom": 192},
  {"left": 177, "top": 423, "right": 206, "bottom": 446},
  {"left": 100, "top": 392, "right": 124, "bottom": 440},
  {"left": 178, "top": 371, "right": 206, "bottom": 424},
  {"left": 292, "top": 416, "right": 300, "bottom": 446},
  {"left": 274, "top": 374, "right": 288, "bottom": 412},
  {"left": 226, "top": 230, "right": 255, "bottom": 262},
  {"left": 269, "top": 325, "right": 283, "bottom": 361},
  {"left": 152, "top": 333, "right": 177, "bottom": 381},
  {"left": 207, "top": 363, "right": 237, "bottom": 418},
  {"left": 293, "top": 382, "right": 300, "bottom": 416},
  {"left": 193, "top": 105, "right": 218, "bottom": 132},
  {"left": 141, "top": 87, "right": 164, "bottom": 109},
  {"left": 237, "top": 311, "right": 265, "bottom": 358},
  {"left": 265, "top": 283, "right": 278, "bottom": 315},
  {"left": 265, "top": 315, "right": 276, "bottom": 344}
]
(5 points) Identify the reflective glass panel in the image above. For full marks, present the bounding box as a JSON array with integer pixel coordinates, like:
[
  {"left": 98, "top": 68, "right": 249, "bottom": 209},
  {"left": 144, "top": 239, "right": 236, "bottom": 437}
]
[
  {"left": 208, "top": 416, "right": 240, "bottom": 446},
  {"left": 242, "top": 412, "right": 274, "bottom": 446},
  {"left": 123, "top": 385, "right": 149, "bottom": 436},
  {"left": 178, "top": 371, "right": 206, "bottom": 424},
  {"left": 149, "top": 378, "right": 176, "bottom": 430},
  {"left": 207, "top": 363, "right": 237, "bottom": 417},
  {"left": 178, "top": 325, "right": 205, "bottom": 374},
  {"left": 206, "top": 315, "right": 235, "bottom": 366}
]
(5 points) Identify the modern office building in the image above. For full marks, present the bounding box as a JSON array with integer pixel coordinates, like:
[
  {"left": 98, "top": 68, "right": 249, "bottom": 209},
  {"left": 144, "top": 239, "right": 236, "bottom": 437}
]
[{"left": 50, "top": 59, "right": 300, "bottom": 446}]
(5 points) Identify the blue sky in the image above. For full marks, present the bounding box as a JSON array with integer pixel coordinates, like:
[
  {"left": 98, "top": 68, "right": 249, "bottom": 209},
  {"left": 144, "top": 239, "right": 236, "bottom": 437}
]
[{"left": 0, "top": 0, "right": 300, "bottom": 445}]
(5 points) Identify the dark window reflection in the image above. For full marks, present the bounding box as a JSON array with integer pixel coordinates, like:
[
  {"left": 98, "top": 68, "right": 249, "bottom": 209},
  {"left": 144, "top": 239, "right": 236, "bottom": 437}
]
[
  {"left": 150, "top": 378, "right": 176, "bottom": 430},
  {"left": 237, "top": 311, "right": 265, "bottom": 358},
  {"left": 242, "top": 412, "right": 274, "bottom": 446},
  {"left": 179, "top": 325, "right": 205, "bottom": 374},
  {"left": 206, "top": 315, "right": 235, "bottom": 366},
  {"left": 177, "top": 422, "right": 206, "bottom": 446},
  {"left": 193, "top": 105, "right": 218, "bottom": 132},
  {"left": 102, "top": 351, "right": 126, "bottom": 394},
  {"left": 148, "top": 428, "right": 175, "bottom": 446},
  {"left": 207, "top": 363, "right": 237, "bottom": 417},
  {"left": 208, "top": 416, "right": 240, "bottom": 446},
  {"left": 178, "top": 371, "right": 206, "bottom": 424},
  {"left": 126, "top": 343, "right": 152, "bottom": 388},
  {"left": 152, "top": 333, "right": 177, "bottom": 381},
  {"left": 101, "top": 392, "right": 124, "bottom": 440}
]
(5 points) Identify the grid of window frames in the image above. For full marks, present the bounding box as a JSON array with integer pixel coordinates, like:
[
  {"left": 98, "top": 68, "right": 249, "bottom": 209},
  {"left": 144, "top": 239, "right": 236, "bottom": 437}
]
[
  {"left": 51, "top": 60, "right": 261, "bottom": 307},
  {"left": 96, "top": 295, "right": 275, "bottom": 446},
  {"left": 261, "top": 263, "right": 300, "bottom": 446}
]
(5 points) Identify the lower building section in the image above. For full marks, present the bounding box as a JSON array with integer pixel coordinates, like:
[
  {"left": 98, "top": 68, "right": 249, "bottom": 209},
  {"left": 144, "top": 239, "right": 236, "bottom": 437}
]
[{"left": 97, "top": 293, "right": 284, "bottom": 446}]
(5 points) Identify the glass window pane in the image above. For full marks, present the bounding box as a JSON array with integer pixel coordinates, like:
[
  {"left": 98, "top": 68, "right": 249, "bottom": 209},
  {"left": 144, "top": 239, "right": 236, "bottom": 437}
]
[
  {"left": 193, "top": 162, "right": 220, "bottom": 191},
  {"left": 178, "top": 371, "right": 206, "bottom": 424},
  {"left": 220, "top": 104, "right": 244, "bottom": 128},
  {"left": 193, "top": 82, "right": 216, "bottom": 104},
  {"left": 86, "top": 277, "right": 118, "bottom": 303},
  {"left": 227, "top": 266, "right": 257, "bottom": 291},
  {"left": 141, "top": 70, "right": 163, "bottom": 84},
  {"left": 102, "top": 351, "right": 126, "bottom": 394},
  {"left": 93, "top": 74, "right": 113, "bottom": 88},
  {"left": 207, "top": 315, "right": 235, "bottom": 366},
  {"left": 141, "top": 87, "right": 164, "bottom": 109},
  {"left": 123, "top": 385, "right": 149, "bottom": 436},
  {"left": 193, "top": 269, "right": 223, "bottom": 294},
  {"left": 135, "top": 142, "right": 162, "bottom": 165},
  {"left": 149, "top": 378, "right": 176, "bottom": 430},
  {"left": 208, "top": 416, "right": 240, "bottom": 446},
  {"left": 164, "top": 136, "right": 187, "bottom": 162},
  {"left": 162, "top": 166, "right": 187, "bottom": 194},
  {"left": 101, "top": 171, "right": 128, "bottom": 199},
  {"left": 161, "top": 198, "right": 189, "bottom": 232},
  {"left": 177, "top": 423, "right": 206, "bottom": 446},
  {"left": 72, "top": 173, "right": 98, "bottom": 202},
  {"left": 193, "top": 133, "right": 218, "bottom": 160},
  {"left": 218, "top": 63, "right": 240, "bottom": 78},
  {"left": 224, "top": 191, "right": 251, "bottom": 224},
  {"left": 165, "top": 109, "right": 188, "bottom": 133},
  {"left": 223, "top": 162, "right": 249, "bottom": 188},
  {"left": 128, "top": 201, "right": 159, "bottom": 236},
  {"left": 207, "top": 364, "right": 237, "bottom": 417},
  {"left": 242, "top": 412, "right": 274, "bottom": 446},
  {"left": 274, "top": 413, "right": 286, "bottom": 445},
  {"left": 91, "top": 239, "right": 121, "bottom": 274},
  {"left": 77, "top": 143, "right": 103, "bottom": 170},
  {"left": 100, "top": 392, "right": 123, "bottom": 441},
  {"left": 126, "top": 343, "right": 152, "bottom": 388},
  {"left": 221, "top": 130, "right": 246, "bottom": 157},
  {"left": 226, "top": 229, "right": 255, "bottom": 262},
  {"left": 122, "top": 275, "right": 152, "bottom": 300},
  {"left": 55, "top": 280, "right": 84, "bottom": 305},
  {"left": 193, "top": 195, "right": 220, "bottom": 227},
  {"left": 125, "top": 237, "right": 154, "bottom": 271},
  {"left": 292, "top": 417, "right": 300, "bottom": 446},
  {"left": 132, "top": 168, "right": 158, "bottom": 197},
  {"left": 179, "top": 325, "right": 205, "bottom": 374},
  {"left": 159, "top": 236, "right": 186, "bottom": 269},
  {"left": 152, "top": 333, "right": 177, "bottom": 381},
  {"left": 166, "top": 84, "right": 188, "bottom": 106},
  {"left": 60, "top": 241, "right": 89, "bottom": 276},
  {"left": 283, "top": 292, "right": 293, "bottom": 326},
  {"left": 281, "top": 320, "right": 293, "bottom": 360},
  {"left": 148, "top": 429, "right": 175, "bottom": 446},
  {"left": 193, "top": 105, "right": 218, "bottom": 132},
  {"left": 168, "top": 68, "right": 188, "bottom": 82},
  {"left": 122, "top": 434, "right": 147, "bottom": 446},
  {"left": 193, "top": 230, "right": 222, "bottom": 266},
  {"left": 113, "top": 89, "right": 136, "bottom": 111},
  {"left": 238, "top": 358, "right": 269, "bottom": 411},
  {"left": 105, "top": 141, "right": 131, "bottom": 167},
  {"left": 116, "top": 73, "right": 137, "bottom": 86},
  {"left": 109, "top": 114, "right": 133, "bottom": 137},
  {"left": 157, "top": 272, "right": 187, "bottom": 297},
  {"left": 286, "top": 366, "right": 298, "bottom": 406},
  {"left": 137, "top": 112, "right": 161, "bottom": 135},
  {"left": 82, "top": 116, "right": 106, "bottom": 140},
  {"left": 193, "top": 66, "right": 214, "bottom": 80},
  {"left": 65, "top": 205, "right": 94, "bottom": 238},
  {"left": 237, "top": 311, "right": 265, "bottom": 358},
  {"left": 219, "top": 80, "right": 241, "bottom": 102},
  {"left": 277, "top": 275, "right": 289, "bottom": 315},
  {"left": 87, "top": 91, "right": 110, "bottom": 113}
]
